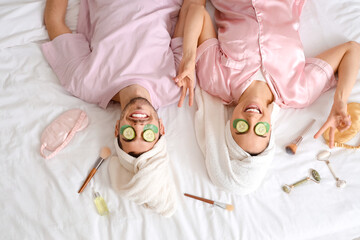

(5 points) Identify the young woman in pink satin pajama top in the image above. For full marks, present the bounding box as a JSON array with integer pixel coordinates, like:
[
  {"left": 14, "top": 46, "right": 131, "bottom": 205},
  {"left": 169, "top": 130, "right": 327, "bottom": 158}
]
[{"left": 173, "top": 0, "right": 360, "bottom": 155}]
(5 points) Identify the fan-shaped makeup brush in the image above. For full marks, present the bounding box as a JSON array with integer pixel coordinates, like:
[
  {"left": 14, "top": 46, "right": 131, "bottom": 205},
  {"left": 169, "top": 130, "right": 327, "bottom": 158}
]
[
  {"left": 184, "top": 193, "right": 234, "bottom": 211},
  {"left": 78, "top": 147, "right": 111, "bottom": 194}
]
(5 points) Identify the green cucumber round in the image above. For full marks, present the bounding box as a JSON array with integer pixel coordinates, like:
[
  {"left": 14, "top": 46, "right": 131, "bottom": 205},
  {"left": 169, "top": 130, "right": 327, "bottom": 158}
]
[
  {"left": 233, "top": 119, "right": 249, "bottom": 133},
  {"left": 254, "top": 122, "right": 270, "bottom": 136},
  {"left": 143, "top": 129, "right": 156, "bottom": 142},
  {"left": 121, "top": 125, "right": 135, "bottom": 140}
]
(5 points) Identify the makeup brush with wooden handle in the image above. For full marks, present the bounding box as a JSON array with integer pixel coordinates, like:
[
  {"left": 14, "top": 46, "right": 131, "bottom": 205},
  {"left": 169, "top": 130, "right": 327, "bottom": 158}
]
[
  {"left": 184, "top": 193, "right": 234, "bottom": 211},
  {"left": 78, "top": 147, "right": 111, "bottom": 194},
  {"left": 285, "top": 119, "right": 316, "bottom": 155}
]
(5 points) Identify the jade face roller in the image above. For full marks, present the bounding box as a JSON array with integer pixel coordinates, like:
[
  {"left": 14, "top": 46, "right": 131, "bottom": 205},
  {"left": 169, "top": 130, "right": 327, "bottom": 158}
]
[
  {"left": 317, "top": 150, "right": 347, "bottom": 188},
  {"left": 282, "top": 169, "right": 321, "bottom": 194}
]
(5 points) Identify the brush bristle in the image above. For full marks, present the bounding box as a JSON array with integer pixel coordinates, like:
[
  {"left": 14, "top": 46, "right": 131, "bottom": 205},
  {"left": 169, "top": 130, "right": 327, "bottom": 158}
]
[
  {"left": 285, "top": 144, "right": 297, "bottom": 154},
  {"left": 226, "top": 205, "right": 234, "bottom": 211},
  {"left": 100, "top": 147, "right": 111, "bottom": 159}
]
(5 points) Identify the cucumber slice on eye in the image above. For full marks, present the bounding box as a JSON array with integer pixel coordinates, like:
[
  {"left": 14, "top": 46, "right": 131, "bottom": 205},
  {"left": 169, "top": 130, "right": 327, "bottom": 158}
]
[
  {"left": 143, "top": 129, "right": 156, "bottom": 142},
  {"left": 233, "top": 119, "right": 249, "bottom": 133},
  {"left": 122, "top": 127, "right": 135, "bottom": 140},
  {"left": 254, "top": 122, "right": 270, "bottom": 136}
]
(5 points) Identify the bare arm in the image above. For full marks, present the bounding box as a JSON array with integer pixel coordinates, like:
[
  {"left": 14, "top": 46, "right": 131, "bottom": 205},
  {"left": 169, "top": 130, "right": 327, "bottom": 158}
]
[
  {"left": 317, "top": 41, "right": 360, "bottom": 104},
  {"left": 174, "top": 1, "right": 216, "bottom": 63},
  {"left": 314, "top": 41, "right": 360, "bottom": 148},
  {"left": 44, "top": 0, "right": 71, "bottom": 40},
  {"left": 172, "top": 0, "right": 216, "bottom": 107}
]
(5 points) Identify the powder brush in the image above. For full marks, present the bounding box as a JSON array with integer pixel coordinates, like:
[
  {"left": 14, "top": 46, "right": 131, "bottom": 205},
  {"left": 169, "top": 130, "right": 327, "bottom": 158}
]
[
  {"left": 184, "top": 193, "right": 234, "bottom": 211},
  {"left": 285, "top": 119, "right": 316, "bottom": 155},
  {"left": 78, "top": 147, "right": 111, "bottom": 194}
]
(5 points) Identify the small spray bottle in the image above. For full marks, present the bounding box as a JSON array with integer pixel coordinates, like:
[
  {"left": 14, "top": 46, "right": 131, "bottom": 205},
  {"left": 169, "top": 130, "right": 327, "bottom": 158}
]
[{"left": 93, "top": 192, "right": 109, "bottom": 216}]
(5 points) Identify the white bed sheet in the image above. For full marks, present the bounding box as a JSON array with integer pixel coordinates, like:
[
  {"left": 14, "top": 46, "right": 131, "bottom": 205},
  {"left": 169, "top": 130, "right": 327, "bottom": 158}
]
[{"left": 1, "top": 0, "right": 360, "bottom": 239}]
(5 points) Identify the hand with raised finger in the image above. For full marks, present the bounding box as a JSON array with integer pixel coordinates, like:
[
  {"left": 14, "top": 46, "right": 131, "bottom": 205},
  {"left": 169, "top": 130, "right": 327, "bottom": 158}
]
[
  {"left": 174, "top": 56, "right": 195, "bottom": 85},
  {"left": 174, "top": 57, "right": 195, "bottom": 107},
  {"left": 314, "top": 101, "right": 351, "bottom": 148},
  {"left": 177, "top": 75, "right": 195, "bottom": 107}
]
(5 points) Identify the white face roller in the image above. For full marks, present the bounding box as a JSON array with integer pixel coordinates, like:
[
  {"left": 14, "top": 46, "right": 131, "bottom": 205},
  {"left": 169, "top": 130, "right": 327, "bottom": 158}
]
[{"left": 317, "top": 150, "right": 347, "bottom": 188}]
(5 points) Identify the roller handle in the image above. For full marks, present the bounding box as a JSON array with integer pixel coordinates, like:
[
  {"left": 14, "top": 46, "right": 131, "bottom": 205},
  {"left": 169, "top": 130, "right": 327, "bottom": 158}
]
[{"left": 291, "top": 177, "right": 309, "bottom": 187}]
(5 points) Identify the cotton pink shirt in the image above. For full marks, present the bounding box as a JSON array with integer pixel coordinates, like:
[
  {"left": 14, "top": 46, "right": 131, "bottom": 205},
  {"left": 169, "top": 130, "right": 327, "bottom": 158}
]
[
  {"left": 42, "top": 0, "right": 183, "bottom": 109},
  {"left": 196, "top": 0, "right": 336, "bottom": 108}
]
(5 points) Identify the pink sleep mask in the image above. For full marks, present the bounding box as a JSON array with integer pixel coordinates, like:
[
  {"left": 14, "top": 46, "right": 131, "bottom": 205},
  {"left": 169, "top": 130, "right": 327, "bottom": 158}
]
[{"left": 40, "top": 109, "right": 89, "bottom": 159}]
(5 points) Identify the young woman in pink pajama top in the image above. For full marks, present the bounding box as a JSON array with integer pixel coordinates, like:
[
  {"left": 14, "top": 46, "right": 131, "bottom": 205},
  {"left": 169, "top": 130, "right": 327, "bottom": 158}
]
[{"left": 173, "top": 0, "right": 360, "bottom": 155}]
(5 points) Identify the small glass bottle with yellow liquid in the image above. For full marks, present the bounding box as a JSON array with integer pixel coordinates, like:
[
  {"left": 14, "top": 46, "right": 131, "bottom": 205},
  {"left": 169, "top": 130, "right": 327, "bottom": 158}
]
[{"left": 93, "top": 192, "right": 109, "bottom": 216}]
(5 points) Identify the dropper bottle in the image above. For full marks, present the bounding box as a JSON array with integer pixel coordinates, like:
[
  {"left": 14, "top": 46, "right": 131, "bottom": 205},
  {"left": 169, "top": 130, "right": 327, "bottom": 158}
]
[{"left": 93, "top": 192, "right": 109, "bottom": 216}]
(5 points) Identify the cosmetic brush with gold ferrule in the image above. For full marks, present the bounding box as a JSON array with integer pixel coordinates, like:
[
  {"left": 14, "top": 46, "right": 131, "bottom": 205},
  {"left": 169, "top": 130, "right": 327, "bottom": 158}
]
[
  {"left": 78, "top": 147, "right": 111, "bottom": 194},
  {"left": 184, "top": 193, "right": 234, "bottom": 211}
]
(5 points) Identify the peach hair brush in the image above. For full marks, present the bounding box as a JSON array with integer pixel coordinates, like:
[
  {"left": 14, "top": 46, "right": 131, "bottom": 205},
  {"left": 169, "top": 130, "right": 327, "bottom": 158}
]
[
  {"left": 285, "top": 119, "right": 316, "bottom": 155},
  {"left": 184, "top": 193, "right": 234, "bottom": 211},
  {"left": 78, "top": 147, "right": 111, "bottom": 194}
]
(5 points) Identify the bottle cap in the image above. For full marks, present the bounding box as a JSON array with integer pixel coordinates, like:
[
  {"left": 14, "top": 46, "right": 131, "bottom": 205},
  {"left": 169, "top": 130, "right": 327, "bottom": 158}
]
[{"left": 93, "top": 192, "right": 100, "bottom": 199}]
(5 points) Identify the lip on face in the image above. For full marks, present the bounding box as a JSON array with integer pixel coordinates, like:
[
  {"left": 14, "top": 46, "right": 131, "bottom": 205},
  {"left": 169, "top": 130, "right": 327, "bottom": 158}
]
[
  {"left": 128, "top": 110, "right": 150, "bottom": 121},
  {"left": 244, "top": 103, "right": 262, "bottom": 114}
]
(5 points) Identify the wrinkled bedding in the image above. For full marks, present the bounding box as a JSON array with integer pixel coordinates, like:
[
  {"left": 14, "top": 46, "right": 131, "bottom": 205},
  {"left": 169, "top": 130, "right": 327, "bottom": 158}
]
[{"left": 1, "top": 0, "right": 360, "bottom": 239}]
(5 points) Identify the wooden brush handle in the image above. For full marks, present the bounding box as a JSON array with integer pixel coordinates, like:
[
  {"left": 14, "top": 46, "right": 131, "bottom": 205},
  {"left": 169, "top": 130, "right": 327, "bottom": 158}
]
[
  {"left": 78, "top": 168, "right": 97, "bottom": 193},
  {"left": 184, "top": 193, "right": 214, "bottom": 204}
]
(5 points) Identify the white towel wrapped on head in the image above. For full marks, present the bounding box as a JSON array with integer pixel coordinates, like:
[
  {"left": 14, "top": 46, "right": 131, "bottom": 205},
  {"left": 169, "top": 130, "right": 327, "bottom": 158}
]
[
  {"left": 108, "top": 136, "right": 178, "bottom": 217},
  {"left": 195, "top": 86, "right": 279, "bottom": 195}
]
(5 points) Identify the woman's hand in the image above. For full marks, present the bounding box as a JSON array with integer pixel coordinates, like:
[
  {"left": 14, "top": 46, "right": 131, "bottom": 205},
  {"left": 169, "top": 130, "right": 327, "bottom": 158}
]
[
  {"left": 173, "top": 56, "right": 195, "bottom": 107},
  {"left": 314, "top": 41, "right": 360, "bottom": 148},
  {"left": 314, "top": 100, "right": 351, "bottom": 148},
  {"left": 171, "top": 0, "right": 216, "bottom": 107}
]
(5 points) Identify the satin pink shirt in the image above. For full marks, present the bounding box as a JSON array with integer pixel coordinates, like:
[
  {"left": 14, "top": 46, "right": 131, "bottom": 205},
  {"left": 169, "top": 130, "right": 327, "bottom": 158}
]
[
  {"left": 196, "top": 0, "right": 336, "bottom": 108},
  {"left": 42, "top": 0, "right": 183, "bottom": 109}
]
